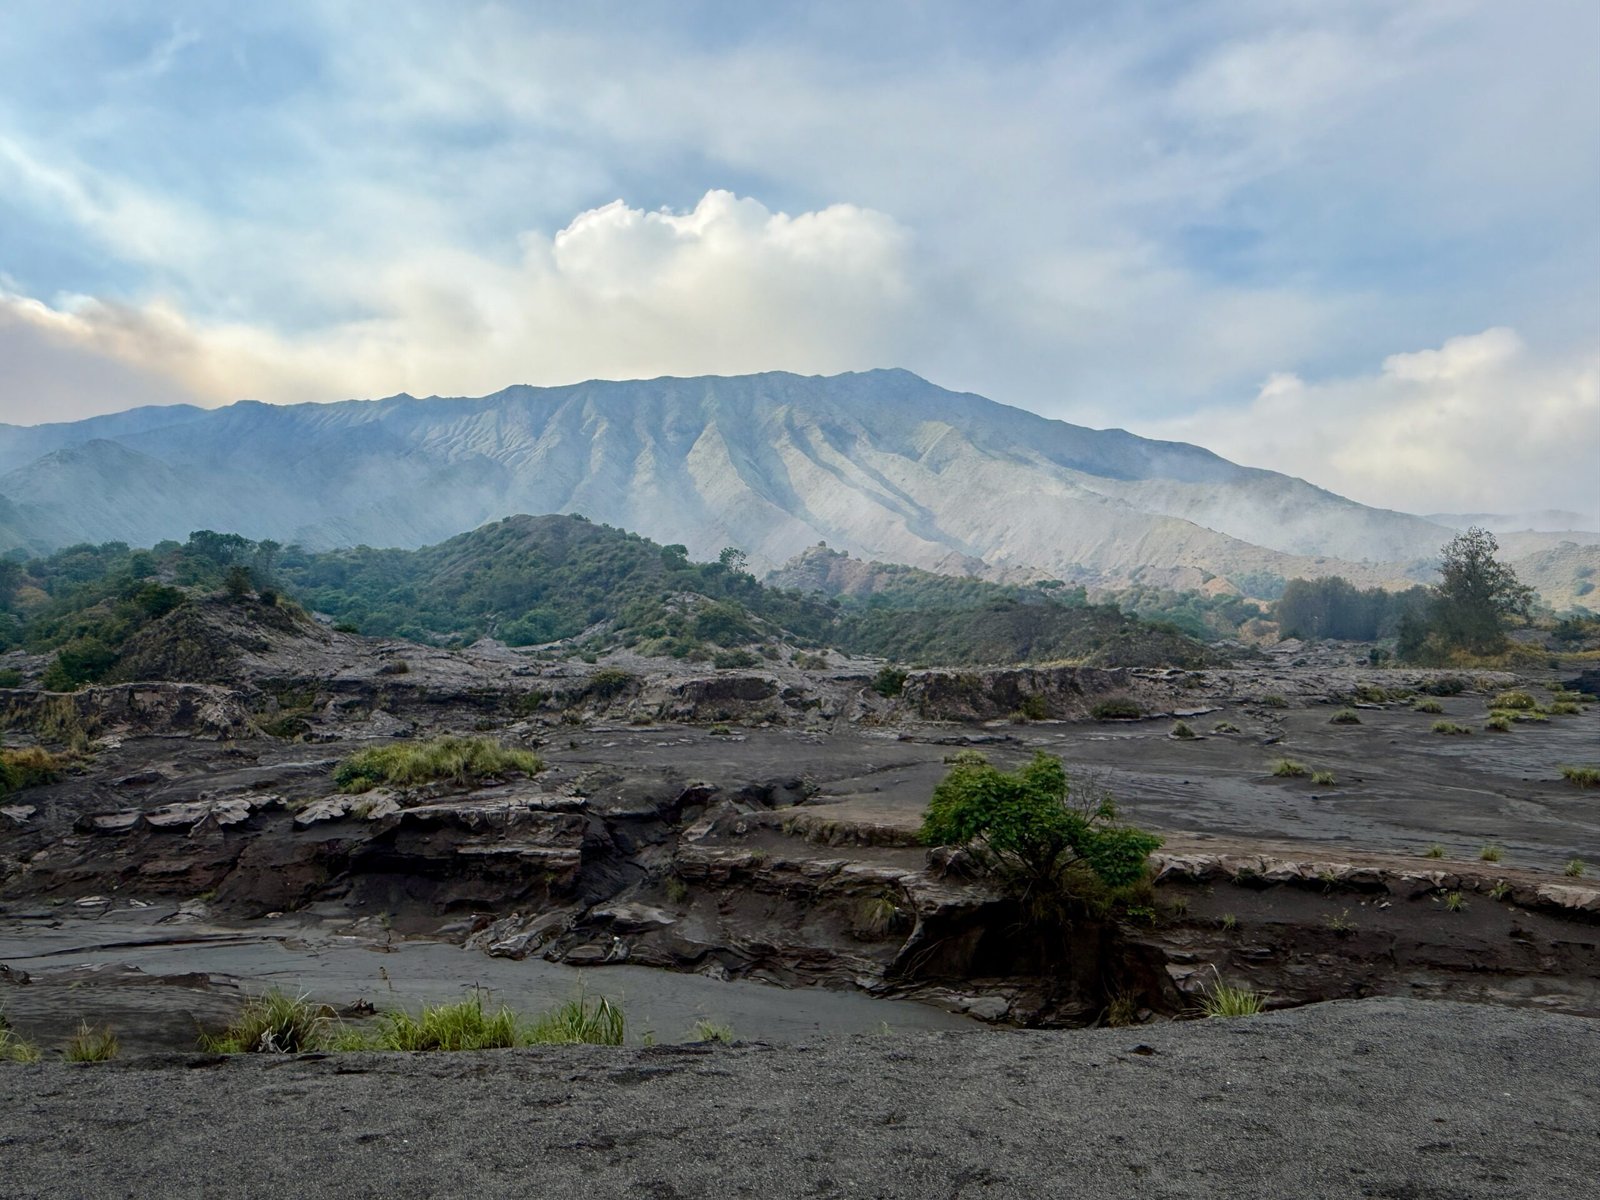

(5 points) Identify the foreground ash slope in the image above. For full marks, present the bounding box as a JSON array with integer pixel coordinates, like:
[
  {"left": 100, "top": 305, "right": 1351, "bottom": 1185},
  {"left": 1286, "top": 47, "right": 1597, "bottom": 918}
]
[
  {"left": 2, "top": 1000, "right": 1595, "bottom": 1200},
  {"left": 0, "top": 370, "right": 1463, "bottom": 587}
]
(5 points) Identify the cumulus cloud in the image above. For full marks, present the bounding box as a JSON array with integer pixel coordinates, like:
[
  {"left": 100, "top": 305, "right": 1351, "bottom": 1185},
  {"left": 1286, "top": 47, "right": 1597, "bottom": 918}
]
[
  {"left": 1144, "top": 329, "right": 1600, "bottom": 526},
  {"left": 0, "top": 190, "right": 917, "bottom": 415}
]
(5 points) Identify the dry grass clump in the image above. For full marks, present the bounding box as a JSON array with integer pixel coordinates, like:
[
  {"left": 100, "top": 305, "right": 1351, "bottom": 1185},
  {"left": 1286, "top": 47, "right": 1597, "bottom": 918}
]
[
  {"left": 0, "top": 1006, "right": 41, "bottom": 1064},
  {"left": 0, "top": 746, "right": 75, "bottom": 796},
  {"left": 333, "top": 736, "right": 542, "bottom": 793},
  {"left": 64, "top": 1022, "right": 119, "bottom": 1063}
]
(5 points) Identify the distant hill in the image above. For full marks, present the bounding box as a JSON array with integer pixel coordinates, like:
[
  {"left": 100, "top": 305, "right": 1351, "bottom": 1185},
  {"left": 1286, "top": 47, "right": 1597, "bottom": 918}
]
[
  {"left": 1, "top": 515, "right": 1217, "bottom": 678},
  {"left": 0, "top": 370, "right": 1479, "bottom": 597}
]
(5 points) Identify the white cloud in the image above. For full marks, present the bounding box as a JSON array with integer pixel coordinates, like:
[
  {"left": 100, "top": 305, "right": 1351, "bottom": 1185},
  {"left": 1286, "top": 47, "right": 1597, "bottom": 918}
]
[
  {"left": 1143, "top": 328, "right": 1600, "bottom": 526},
  {"left": 0, "top": 190, "right": 917, "bottom": 416}
]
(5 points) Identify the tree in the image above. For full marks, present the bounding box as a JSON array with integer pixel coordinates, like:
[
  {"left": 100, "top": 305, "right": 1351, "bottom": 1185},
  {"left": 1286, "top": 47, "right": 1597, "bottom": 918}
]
[
  {"left": 920, "top": 751, "right": 1160, "bottom": 893},
  {"left": 1430, "top": 527, "right": 1534, "bottom": 654},
  {"left": 718, "top": 546, "right": 749, "bottom": 575}
]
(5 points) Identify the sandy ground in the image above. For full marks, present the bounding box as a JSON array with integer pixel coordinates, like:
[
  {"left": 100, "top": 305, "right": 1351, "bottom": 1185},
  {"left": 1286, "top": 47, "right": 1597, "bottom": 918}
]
[{"left": 1, "top": 997, "right": 1594, "bottom": 1200}]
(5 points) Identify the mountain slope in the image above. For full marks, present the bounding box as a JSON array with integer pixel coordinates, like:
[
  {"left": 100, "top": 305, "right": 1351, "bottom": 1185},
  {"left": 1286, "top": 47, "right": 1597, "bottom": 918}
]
[{"left": 0, "top": 370, "right": 1550, "bottom": 592}]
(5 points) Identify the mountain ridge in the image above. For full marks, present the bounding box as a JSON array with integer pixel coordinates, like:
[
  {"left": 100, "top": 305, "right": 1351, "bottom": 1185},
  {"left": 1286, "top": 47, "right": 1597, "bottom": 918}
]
[{"left": 0, "top": 369, "right": 1592, "bottom": 601}]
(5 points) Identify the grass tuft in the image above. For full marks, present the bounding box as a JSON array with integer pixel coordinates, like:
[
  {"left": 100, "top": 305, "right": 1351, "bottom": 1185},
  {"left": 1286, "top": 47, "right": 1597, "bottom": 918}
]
[
  {"left": 1211, "top": 721, "right": 1241, "bottom": 734},
  {"left": 1488, "top": 879, "right": 1512, "bottom": 900},
  {"left": 1169, "top": 720, "right": 1196, "bottom": 740},
  {"left": 1478, "top": 844, "right": 1504, "bottom": 863},
  {"left": 1559, "top": 765, "right": 1600, "bottom": 789},
  {"left": 64, "top": 1022, "right": 119, "bottom": 1063},
  {"left": 1423, "top": 843, "right": 1446, "bottom": 859},
  {"left": 1491, "top": 690, "right": 1537, "bottom": 710},
  {"left": 1, "top": 1006, "right": 41, "bottom": 1064},
  {"left": 202, "top": 990, "right": 331, "bottom": 1054},
  {"left": 1310, "top": 771, "right": 1337, "bottom": 786},
  {"left": 1329, "top": 709, "right": 1361, "bottom": 725},
  {"left": 1198, "top": 975, "right": 1265, "bottom": 1018},
  {"left": 1442, "top": 890, "right": 1467, "bottom": 913},
  {"left": 693, "top": 1019, "right": 735, "bottom": 1044},
  {"left": 1431, "top": 721, "right": 1472, "bottom": 735},
  {"left": 1412, "top": 698, "right": 1445, "bottom": 714},
  {"left": 1565, "top": 859, "right": 1586, "bottom": 878},
  {"left": 1484, "top": 715, "right": 1513, "bottom": 732},
  {"left": 1271, "top": 759, "right": 1309, "bottom": 778},
  {"left": 333, "top": 736, "right": 542, "bottom": 793}
]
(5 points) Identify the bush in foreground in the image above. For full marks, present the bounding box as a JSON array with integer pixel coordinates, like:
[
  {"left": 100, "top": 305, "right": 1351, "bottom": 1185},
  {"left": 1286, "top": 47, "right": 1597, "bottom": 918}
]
[{"left": 333, "top": 736, "right": 543, "bottom": 793}]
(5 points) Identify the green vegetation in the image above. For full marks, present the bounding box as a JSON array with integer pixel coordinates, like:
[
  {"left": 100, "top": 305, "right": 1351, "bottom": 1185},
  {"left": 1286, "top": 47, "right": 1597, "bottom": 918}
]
[
  {"left": 1197, "top": 976, "right": 1265, "bottom": 1018},
  {"left": 1412, "top": 698, "right": 1445, "bottom": 714},
  {"left": 870, "top": 665, "right": 908, "bottom": 698},
  {"left": 1484, "top": 715, "right": 1513, "bottom": 732},
  {"left": 1260, "top": 694, "right": 1288, "bottom": 709},
  {"left": 332, "top": 736, "right": 542, "bottom": 793},
  {"left": 1478, "top": 844, "right": 1504, "bottom": 863},
  {"left": 1, "top": 1005, "right": 41, "bottom": 1064},
  {"left": 1275, "top": 575, "right": 1431, "bottom": 642},
  {"left": 1431, "top": 721, "right": 1472, "bottom": 735},
  {"left": 202, "top": 990, "right": 330, "bottom": 1054},
  {"left": 1442, "top": 890, "right": 1467, "bottom": 913},
  {"left": 1558, "top": 765, "right": 1600, "bottom": 788},
  {"left": 335, "top": 992, "right": 625, "bottom": 1051},
  {"left": 1424, "top": 844, "right": 1446, "bottom": 859},
  {"left": 1564, "top": 859, "right": 1586, "bottom": 878},
  {"left": 1488, "top": 880, "right": 1512, "bottom": 900},
  {"left": 1271, "top": 759, "right": 1309, "bottom": 778},
  {"left": 1089, "top": 697, "right": 1143, "bottom": 721},
  {"left": 1326, "top": 908, "right": 1356, "bottom": 935},
  {"left": 1492, "top": 690, "right": 1538, "bottom": 710},
  {"left": 64, "top": 1022, "right": 120, "bottom": 1063},
  {"left": 1212, "top": 720, "right": 1241, "bottom": 734},
  {"left": 1169, "top": 720, "right": 1196, "bottom": 740},
  {"left": 693, "top": 1020, "right": 735, "bottom": 1044},
  {"left": 1310, "top": 771, "right": 1337, "bottom": 786},
  {"left": 1219, "top": 913, "right": 1238, "bottom": 931},
  {"left": 0, "top": 518, "right": 1216, "bottom": 674},
  {"left": 0, "top": 746, "right": 73, "bottom": 797},
  {"left": 920, "top": 751, "right": 1161, "bottom": 895},
  {"left": 1329, "top": 708, "right": 1361, "bottom": 725}
]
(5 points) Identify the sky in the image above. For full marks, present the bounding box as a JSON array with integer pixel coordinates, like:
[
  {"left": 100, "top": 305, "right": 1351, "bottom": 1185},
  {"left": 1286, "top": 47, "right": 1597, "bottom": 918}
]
[{"left": 0, "top": 1, "right": 1596, "bottom": 524}]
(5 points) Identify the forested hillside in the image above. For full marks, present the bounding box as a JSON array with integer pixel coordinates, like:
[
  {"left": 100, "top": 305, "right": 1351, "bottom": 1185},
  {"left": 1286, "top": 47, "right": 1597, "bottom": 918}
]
[{"left": 0, "top": 515, "right": 1216, "bottom": 687}]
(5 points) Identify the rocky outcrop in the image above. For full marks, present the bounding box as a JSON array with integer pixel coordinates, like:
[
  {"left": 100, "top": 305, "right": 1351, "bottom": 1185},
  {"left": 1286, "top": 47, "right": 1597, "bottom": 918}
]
[{"left": 0, "top": 683, "right": 258, "bottom": 741}]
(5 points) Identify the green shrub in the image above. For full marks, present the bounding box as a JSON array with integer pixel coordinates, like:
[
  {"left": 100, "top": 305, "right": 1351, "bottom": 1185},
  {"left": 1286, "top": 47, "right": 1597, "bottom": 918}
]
[
  {"left": 1420, "top": 676, "right": 1468, "bottom": 697},
  {"left": 1212, "top": 721, "right": 1241, "bottom": 734},
  {"left": 1412, "top": 698, "right": 1444, "bottom": 714},
  {"left": 64, "top": 1022, "right": 120, "bottom": 1063},
  {"left": 920, "top": 751, "right": 1160, "bottom": 892},
  {"left": 333, "top": 736, "right": 542, "bottom": 793},
  {"left": 713, "top": 649, "right": 760, "bottom": 670},
  {"left": 1431, "top": 721, "right": 1472, "bottom": 735},
  {"left": 583, "top": 668, "right": 636, "bottom": 700},
  {"left": 1271, "top": 759, "right": 1309, "bottom": 778},
  {"left": 1484, "top": 714, "right": 1513, "bottom": 732},
  {"left": 1170, "top": 720, "right": 1196, "bottom": 740},
  {"left": 1478, "top": 844, "right": 1504, "bottom": 863},
  {"left": 870, "top": 666, "right": 908, "bottom": 698},
  {"left": 1260, "top": 694, "right": 1288, "bottom": 709},
  {"left": 1018, "top": 693, "right": 1049, "bottom": 721},
  {"left": 202, "top": 990, "right": 331, "bottom": 1054},
  {"left": 1564, "top": 859, "right": 1586, "bottom": 878},
  {"left": 1310, "top": 771, "right": 1337, "bottom": 786},
  {"left": 1423, "top": 844, "right": 1446, "bottom": 858},
  {"left": 1329, "top": 708, "right": 1361, "bottom": 725},
  {"left": 0, "top": 668, "right": 23, "bottom": 688},
  {"left": 1089, "top": 697, "right": 1142, "bottom": 721},
  {"left": 1547, "top": 700, "right": 1581, "bottom": 716}
]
